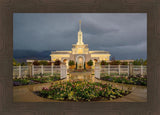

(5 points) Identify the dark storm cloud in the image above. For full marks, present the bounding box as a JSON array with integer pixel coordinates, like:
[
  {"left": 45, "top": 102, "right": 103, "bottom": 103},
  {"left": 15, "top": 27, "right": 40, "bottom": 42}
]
[
  {"left": 82, "top": 20, "right": 119, "bottom": 35},
  {"left": 13, "top": 13, "right": 147, "bottom": 59}
]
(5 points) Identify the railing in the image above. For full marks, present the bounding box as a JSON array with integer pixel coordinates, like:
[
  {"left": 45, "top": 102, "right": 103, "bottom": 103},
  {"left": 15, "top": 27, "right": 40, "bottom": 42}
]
[
  {"left": 132, "top": 65, "right": 147, "bottom": 76},
  {"left": 100, "top": 65, "right": 147, "bottom": 76},
  {"left": 13, "top": 65, "right": 61, "bottom": 78},
  {"left": 13, "top": 66, "right": 29, "bottom": 78}
]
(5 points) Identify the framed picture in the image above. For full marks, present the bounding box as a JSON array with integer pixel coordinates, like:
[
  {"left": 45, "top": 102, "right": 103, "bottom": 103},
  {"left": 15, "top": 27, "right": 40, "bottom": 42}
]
[{"left": 0, "top": 0, "right": 159, "bottom": 115}]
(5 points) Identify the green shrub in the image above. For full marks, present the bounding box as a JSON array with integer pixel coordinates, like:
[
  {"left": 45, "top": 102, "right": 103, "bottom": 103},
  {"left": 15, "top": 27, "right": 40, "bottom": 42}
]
[
  {"left": 68, "top": 60, "right": 75, "bottom": 66},
  {"left": 33, "top": 60, "right": 40, "bottom": 65},
  {"left": 39, "top": 60, "right": 49, "bottom": 65},
  {"left": 100, "top": 75, "right": 147, "bottom": 86},
  {"left": 133, "top": 58, "right": 147, "bottom": 65},
  {"left": 13, "top": 75, "right": 61, "bottom": 86},
  {"left": 54, "top": 59, "right": 61, "bottom": 65},
  {"left": 120, "top": 62, "right": 128, "bottom": 65},
  {"left": 101, "top": 60, "right": 108, "bottom": 65},
  {"left": 87, "top": 60, "right": 93, "bottom": 66}
]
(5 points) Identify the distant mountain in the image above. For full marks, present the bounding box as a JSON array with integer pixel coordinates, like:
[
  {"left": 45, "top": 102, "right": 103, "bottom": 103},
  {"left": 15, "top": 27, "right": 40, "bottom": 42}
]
[{"left": 13, "top": 50, "right": 55, "bottom": 62}]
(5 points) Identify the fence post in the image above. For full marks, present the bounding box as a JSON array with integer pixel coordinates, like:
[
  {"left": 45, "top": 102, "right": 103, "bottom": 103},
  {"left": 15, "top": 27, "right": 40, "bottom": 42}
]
[
  {"left": 32, "top": 65, "right": 34, "bottom": 76},
  {"left": 119, "top": 65, "right": 120, "bottom": 75},
  {"left": 51, "top": 63, "right": 53, "bottom": 76},
  {"left": 128, "top": 64, "right": 129, "bottom": 76},
  {"left": 41, "top": 65, "right": 43, "bottom": 74},
  {"left": 60, "top": 62, "right": 67, "bottom": 79},
  {"left": 19, "top": 65, "right": 21, "bottom": 78},
  {"left": 108, "top": 64, "right": 110, "bottom": 75},
  {"left": 95, "top": 62, "right": 101, "bottom": 79},
  {"left": 28, "top": 65, "right": 32, "bottom": 77},
  {"left": 141, "top": 65, "right": 143, "bottom": 76},
  {"left": 129, "top": 63, "right": 133, "bottom": 76}
]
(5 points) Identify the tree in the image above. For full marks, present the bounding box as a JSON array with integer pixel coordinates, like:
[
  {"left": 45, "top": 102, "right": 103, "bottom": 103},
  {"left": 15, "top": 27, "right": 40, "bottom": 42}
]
[
  {"left": 133, "top": 58, "right": 146, "bottom": 65},
  {"left": 16, "top": 63, "right": 21, "bottom": 66},
  {"left": 120, "top": 62, "right": 128, "bottom": 65},
  {"left": 69, "top": 60, "right": 75, "bottom": 66},
  {"left": 139, "top": 58, "right": 144, "bottom": 65},
  {"left": 101, "top": 60, "right": 108, "bottom": 65},
  {"left": 13, "top": 58, "right": 20, "bottom": 66},
  {"left": 87, "top": 60, "right": 93, "bottom": 66},
  {"left": 21, "top": 62, "right": 26, "bottom": 66},
  {"left": 54, "top": 59, "right": 61, "bottom": 65},
  {"left": 48, "top": 62, "right": 52, "bottom": 65},
  {"left": 39, "top": 60, "right": 49, "bottom": 65},
  {"left": 110, "top": 60, "right": 120, "bottom": 65},
  {"left": 143, "top": 59, "right": 147, "bottom": 65},
  {"left": 109, "top": 56, "right": 120, "bottom": 65},
  {"left": 13, "top": 58, "right": 17, "bottom": 66},
  {"left": 33, "top": 60, "right": 40, "bottom": 65}
]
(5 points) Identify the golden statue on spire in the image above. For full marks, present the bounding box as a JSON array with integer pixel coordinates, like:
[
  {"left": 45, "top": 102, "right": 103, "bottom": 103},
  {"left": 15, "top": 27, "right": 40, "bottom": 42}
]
[{"left": 79, "top": 20, "right": 81, "bottom": 24}]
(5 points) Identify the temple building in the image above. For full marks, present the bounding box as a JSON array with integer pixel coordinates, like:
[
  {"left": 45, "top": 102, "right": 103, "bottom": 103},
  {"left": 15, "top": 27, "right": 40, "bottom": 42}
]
[{"left": 50, "top": 20, "right": 111, "bottom": 69}]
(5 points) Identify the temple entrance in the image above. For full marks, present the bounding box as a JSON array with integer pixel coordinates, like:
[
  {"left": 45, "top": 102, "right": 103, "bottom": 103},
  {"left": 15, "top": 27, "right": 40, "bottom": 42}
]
[
  {"left": 78, "top": 57, "right": 83, "bottom": 69},
  {"left": 76, "top": 55, "right": 85, "bottom": 69}
]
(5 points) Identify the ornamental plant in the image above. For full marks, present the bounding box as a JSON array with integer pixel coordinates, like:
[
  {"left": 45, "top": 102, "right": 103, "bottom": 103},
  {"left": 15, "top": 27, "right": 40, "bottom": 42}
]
[
  {"left": 132, "top": 58, "right": 147, "bottom": 65},
  {"left": 110, "top": 60, "right": 121, "bottom": 65},
  {"left": 13, "top": 75, "right": 60, "bottom": 86},
  {"left": 87, "top": 60, "right": 93, "bottom": 66},
  {"left": 21, "top": 62, "right": 26, "bottom": 66},
  {"left": 37, "top": 80, "right": 131, "bottom": 101},
  {"left": 39, "top": 60, "right": 49, "bottom": 65},
  {"left": 101, "top": 60, "right": 108, "bottom": 65},
  {"left": 100, "top": 75, "right": 147, "bottom": 86},
  {"left": 54, "top": 59, "right": 61, "bottom": 65},
  {"left": 33, "top": 60, "right": 40, "bottom": 65},
  {"left": 69, "top": 60, "right": 75, "bottom": 66},
  {"left": 120, "top": 62, "right": 128, "bottom": 65}
]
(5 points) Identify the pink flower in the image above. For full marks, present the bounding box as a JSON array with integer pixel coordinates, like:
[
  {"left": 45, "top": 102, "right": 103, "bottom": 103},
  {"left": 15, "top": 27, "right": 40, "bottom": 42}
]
[{"left": 42, "top": 87, "right": 49, "bottom": 91}]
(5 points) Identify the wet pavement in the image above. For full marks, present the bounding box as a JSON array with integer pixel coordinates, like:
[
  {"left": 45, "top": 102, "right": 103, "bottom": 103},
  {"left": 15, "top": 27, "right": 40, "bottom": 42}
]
[{"left": 13, "top": 72, "right": 147, "bottom": 102}]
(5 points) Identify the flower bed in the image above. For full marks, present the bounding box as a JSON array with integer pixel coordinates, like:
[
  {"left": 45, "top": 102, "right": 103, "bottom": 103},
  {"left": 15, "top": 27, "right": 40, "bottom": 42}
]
[
  {"left": 13, "top": 75, "right": 60, "bottom": 86},
  {"left": 36, "top": 80, "right": 131, "bottom": 101},
  {"left": 100, "top": 75, "right": 147, "bottom": 86}
]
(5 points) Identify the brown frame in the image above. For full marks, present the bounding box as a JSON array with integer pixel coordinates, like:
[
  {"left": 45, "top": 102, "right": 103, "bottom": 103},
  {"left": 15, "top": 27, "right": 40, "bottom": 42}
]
[{"left": 0, "top": 0, "right": 159, "bottom": 115}]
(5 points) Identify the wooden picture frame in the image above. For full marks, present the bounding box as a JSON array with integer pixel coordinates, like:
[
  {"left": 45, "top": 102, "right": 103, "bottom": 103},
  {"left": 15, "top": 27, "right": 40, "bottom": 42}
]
[{"left": 0, "top": 0, "right": 159, "bottom": 115}]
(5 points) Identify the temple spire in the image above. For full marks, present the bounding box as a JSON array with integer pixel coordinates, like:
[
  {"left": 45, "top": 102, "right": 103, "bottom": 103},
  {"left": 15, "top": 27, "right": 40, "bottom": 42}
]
[
  {"left": 79, "top": 20, "right": 81, "bottom": 31},
  {"left": 77, "top": 20, "right": 84, "bottom": 45}
]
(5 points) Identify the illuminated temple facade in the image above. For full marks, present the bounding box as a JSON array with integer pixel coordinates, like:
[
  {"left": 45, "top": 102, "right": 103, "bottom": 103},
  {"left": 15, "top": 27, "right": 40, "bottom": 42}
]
[{"left": 50, "top": 21, "right": 111, "bottom": 69}]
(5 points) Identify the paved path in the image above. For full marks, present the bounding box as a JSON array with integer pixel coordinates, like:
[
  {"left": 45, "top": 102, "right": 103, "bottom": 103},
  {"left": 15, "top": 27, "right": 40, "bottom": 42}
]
[{"left": 13, "top": 73, "right": 147, "bottom": 102}]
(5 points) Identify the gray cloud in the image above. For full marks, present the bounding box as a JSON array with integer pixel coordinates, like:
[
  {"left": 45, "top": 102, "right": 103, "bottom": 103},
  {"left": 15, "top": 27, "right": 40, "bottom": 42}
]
[{"left": 13, "top": 13, "right": 147, "bottom": 60}]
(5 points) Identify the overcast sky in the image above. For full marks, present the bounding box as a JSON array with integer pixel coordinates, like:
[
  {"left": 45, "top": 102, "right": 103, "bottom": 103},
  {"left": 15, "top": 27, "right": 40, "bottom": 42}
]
[{"left": 13, "top": 13, "right": 147, "bottom": 60}]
